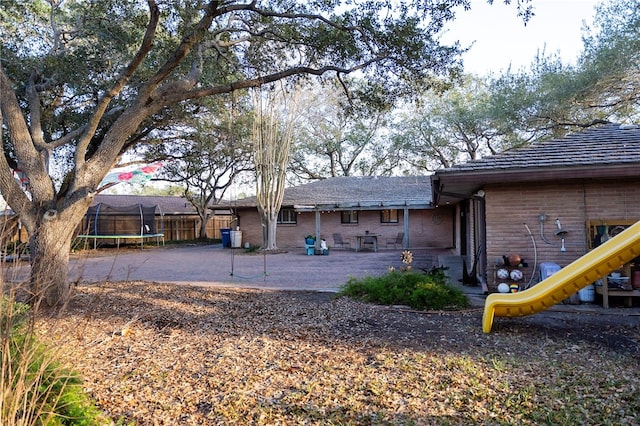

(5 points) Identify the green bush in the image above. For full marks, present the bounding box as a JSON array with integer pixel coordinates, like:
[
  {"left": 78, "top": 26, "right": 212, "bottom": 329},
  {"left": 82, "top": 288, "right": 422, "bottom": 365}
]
[
  {"left": 338, "top": 268, "right": 469, "bottom": 310},
  {"left": 1, "top": 296, "right": 109, "bottom": 425}
]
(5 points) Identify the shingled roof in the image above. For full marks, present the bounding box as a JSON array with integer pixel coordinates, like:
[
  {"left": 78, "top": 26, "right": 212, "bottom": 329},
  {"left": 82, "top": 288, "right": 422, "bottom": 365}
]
[
  {"left": 441, "top": 123, "right": 640, "bottom": 172},
  {"left": 229, "top": 176, "right": 432, "bottom": 210},
  {"left": 433, "top": 123, "right": 640, "bottom": 203}
]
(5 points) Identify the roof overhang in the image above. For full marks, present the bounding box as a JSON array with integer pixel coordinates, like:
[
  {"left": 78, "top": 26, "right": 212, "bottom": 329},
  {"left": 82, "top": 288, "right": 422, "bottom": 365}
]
[
  {"left": 293, "top": 201, "right": 432, "bottom": 212},
  {"left": 211, "top": 209, "right": 234, "bottom": 215},
  {"left": 432, "top": 164, "right": 640, "bottom": 205}
]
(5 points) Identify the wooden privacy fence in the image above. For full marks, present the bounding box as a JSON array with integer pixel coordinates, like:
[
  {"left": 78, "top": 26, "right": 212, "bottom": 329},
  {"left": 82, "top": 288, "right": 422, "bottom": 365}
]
[
  {"left": 0, "top": 210, "right": 235, "bottom": 248},
  {"left": 150, "top": 214, "right": 234, "bottom": 242}
]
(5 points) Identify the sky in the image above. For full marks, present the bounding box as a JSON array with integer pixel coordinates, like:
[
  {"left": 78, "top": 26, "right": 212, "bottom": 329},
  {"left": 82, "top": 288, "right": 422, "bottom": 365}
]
[
  {"left": 443, "top": 0, "right": 602, "bottom": 75},
  {"left": 66, "top": 1, "right": 608, "bottom": 198}
]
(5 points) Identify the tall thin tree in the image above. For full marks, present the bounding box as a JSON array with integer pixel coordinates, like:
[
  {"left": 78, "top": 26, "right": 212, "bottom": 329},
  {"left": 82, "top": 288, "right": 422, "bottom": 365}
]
[{"left": 253, "top": 86, "right": 300, "bottom": 250}]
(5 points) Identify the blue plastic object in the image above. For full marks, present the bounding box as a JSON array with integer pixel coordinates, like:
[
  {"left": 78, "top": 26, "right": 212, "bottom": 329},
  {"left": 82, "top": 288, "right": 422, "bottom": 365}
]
[{"left": 221, "top": 228, "right": 231, "bottom": 247}]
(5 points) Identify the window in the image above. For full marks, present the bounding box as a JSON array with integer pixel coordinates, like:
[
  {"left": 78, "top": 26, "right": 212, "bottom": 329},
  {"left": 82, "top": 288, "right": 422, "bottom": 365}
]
[
  {"left": 277, "top": 209, "right": 297, "bottom": 224},
  {"left": 341, "top": 210, "right": 358, "bottom": 224},
  {"left": 380, "top": 209, "right": 399, "bottom": 223}
]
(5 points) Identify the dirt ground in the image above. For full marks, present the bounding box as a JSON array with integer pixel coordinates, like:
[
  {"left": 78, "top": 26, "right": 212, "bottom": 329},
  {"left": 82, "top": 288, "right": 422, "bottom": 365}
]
[
  {"left": 36, "top": 281, "right": 640, "bottom": 425},
  {"left": 13, "top": 244, "right": 640, "bottom": 423}
]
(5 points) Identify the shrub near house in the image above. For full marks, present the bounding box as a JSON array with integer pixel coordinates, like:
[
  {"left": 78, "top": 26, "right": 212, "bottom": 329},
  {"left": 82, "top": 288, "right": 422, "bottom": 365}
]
[{"left": 338, "top": 265, "right": 469, "bottom": 310}]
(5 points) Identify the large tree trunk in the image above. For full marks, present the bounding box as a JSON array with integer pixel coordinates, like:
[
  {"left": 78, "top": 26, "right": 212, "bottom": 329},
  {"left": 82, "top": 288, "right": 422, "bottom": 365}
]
[
  {"left": 197, "top": 212, "right": 210, "bottom": 241},
  {"left": 29, "top": 216, "right": 76, "bottom": 307},
  {"left": 198, "top": 219, "right": 207, "bottom": 240}
]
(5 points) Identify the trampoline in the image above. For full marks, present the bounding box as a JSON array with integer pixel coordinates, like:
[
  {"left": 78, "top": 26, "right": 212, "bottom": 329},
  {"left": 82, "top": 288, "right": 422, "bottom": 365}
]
[{"left": 77, "top": 203, "right": 165, "bottom": 249}]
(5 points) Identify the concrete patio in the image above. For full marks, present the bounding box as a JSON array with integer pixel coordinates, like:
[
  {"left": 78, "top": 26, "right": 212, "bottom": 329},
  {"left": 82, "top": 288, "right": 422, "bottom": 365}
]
[{"left": 5, "top": 244, "right": 463, "bottom": 294}]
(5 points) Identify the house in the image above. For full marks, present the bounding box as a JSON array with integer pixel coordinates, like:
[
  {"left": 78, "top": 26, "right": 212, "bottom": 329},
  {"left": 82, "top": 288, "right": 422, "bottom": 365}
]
[
  {"left": 224, "top": 176, "right": 455, "bottom": 251},
  {"left": 432, "top": 123, "right": 640, "bottom": 302},
  {"left": 83, "top": 194, "right": 233, "bottom": 243}
]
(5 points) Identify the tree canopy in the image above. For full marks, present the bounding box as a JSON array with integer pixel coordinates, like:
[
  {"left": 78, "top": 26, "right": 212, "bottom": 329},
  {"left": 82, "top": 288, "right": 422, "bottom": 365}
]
[
  {"left": 289, "top": 80, "right": 398, "bottom": 181},
  {"left": 483, "top": 0, "right": 640, "bottom": 139},
  {"left": 140, "top": 94, "right": 254, "bottom": 239},
  {"left": 5, "top": 0, "right": 517, "bottom": 305}
]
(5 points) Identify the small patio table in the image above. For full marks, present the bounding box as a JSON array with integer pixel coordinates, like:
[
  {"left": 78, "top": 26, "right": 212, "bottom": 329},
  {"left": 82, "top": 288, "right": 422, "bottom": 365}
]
[{"left": 355, "top": 234, "right": 378, "bottom": 252}]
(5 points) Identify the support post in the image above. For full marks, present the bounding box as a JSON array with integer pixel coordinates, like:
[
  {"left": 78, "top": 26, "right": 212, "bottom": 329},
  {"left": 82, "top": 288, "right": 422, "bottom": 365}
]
[
  {"left": 403, "top": 207, "right": 409, "bottom": 248},
  {"left": 315, "top": 210, "right": 322, "bottom": 251}
]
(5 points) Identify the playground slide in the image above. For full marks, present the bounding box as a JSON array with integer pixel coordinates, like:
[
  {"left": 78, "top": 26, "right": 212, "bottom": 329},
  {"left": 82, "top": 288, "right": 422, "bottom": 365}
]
[{"left": 483, "top": 219, "right": 640, "bottom": 333}]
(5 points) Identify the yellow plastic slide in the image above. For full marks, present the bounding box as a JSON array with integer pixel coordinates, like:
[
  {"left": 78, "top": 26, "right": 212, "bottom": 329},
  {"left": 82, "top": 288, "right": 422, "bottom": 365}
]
[{"left": 483, "top": 219, "right": 640, "bottom": 333}]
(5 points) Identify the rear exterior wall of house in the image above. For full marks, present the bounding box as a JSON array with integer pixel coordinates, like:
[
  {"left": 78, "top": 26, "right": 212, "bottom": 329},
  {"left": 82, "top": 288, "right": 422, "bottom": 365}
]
[
  {"left": 484, "top": 179, "right": 640, "bottom": 290},
  {"left": 235, "top": 206, "right": 456, "bottom": 250}
]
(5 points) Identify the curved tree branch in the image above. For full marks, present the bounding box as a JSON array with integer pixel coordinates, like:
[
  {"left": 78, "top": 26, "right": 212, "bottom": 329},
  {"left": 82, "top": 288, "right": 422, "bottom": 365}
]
[{"left": 75, "top": 0, "right": 161, "bottom": 169}]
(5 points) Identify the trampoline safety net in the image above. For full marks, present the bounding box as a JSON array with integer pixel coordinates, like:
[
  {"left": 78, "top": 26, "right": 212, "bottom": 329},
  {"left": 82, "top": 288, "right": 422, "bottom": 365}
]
[{"left": 84, "top": 203, "right": 160, "bottom": 236}]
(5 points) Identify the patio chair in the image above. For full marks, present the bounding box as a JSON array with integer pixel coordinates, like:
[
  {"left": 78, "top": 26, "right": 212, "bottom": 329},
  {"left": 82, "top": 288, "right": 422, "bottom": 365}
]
[
  {"left": 361, "top": 235, "right": 378, "bottom": 252},
  {"left": 332, "top": 233, "right": 351, "bottom": 250},
  {"left": 386, "top": 232, "right": 404, "bottom": 249}
]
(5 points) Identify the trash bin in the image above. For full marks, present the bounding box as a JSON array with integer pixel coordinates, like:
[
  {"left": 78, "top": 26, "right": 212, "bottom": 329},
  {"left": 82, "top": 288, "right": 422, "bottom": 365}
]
[
  {"left": 220, "top": 228, "right": 231, "bottom": 248},
  {"left": 578, "top": 284, "right": 595, "bottom": 303},
  {"left": 230, "top": 230, "right": 242, "bottom": 248},
  {"left": 538, "top": 262, "right": 561, "bottom": 282}
]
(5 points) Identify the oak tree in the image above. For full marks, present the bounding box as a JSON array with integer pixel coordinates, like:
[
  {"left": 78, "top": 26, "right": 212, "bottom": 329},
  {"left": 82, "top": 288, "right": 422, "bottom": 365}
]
[
  {"left": 141, "top": 95, "right": 254, "bottom": 240},
  {"left": 0, "top": 0, "right": 529, "bottom": 306}
]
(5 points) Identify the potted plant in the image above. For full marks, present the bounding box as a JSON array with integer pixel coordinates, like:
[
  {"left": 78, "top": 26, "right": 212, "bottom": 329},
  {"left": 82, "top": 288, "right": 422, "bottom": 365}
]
[{"left": 305, "top": 234, "right": 316, "bottom": 245}]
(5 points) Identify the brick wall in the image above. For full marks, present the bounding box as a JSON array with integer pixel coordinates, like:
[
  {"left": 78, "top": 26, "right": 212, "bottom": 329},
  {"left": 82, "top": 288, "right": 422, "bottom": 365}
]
[
  {"left": 235, "top": 206, "right": 455, "bottom": 249},
  {"left": 485, "top": 179, "right": 640, "bottom": 289}
]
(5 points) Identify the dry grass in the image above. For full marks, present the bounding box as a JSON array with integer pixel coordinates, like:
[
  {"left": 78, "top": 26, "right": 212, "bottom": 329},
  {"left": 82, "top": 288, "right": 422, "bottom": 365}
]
[
  {"left": 1, "top": 285, "right": 108, "bottom": 425},
  {"left": 36, "top": 281, "right": 640, "bottom": 425}
]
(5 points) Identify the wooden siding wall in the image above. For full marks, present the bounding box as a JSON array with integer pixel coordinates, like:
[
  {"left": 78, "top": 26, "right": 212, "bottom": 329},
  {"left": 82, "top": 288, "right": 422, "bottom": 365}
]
[
  {"left": 484, "top": 179, "right": 640, "bottom": 290},
  {"left": 236, "top": 207, "right": 455, "bottom": 249}
]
